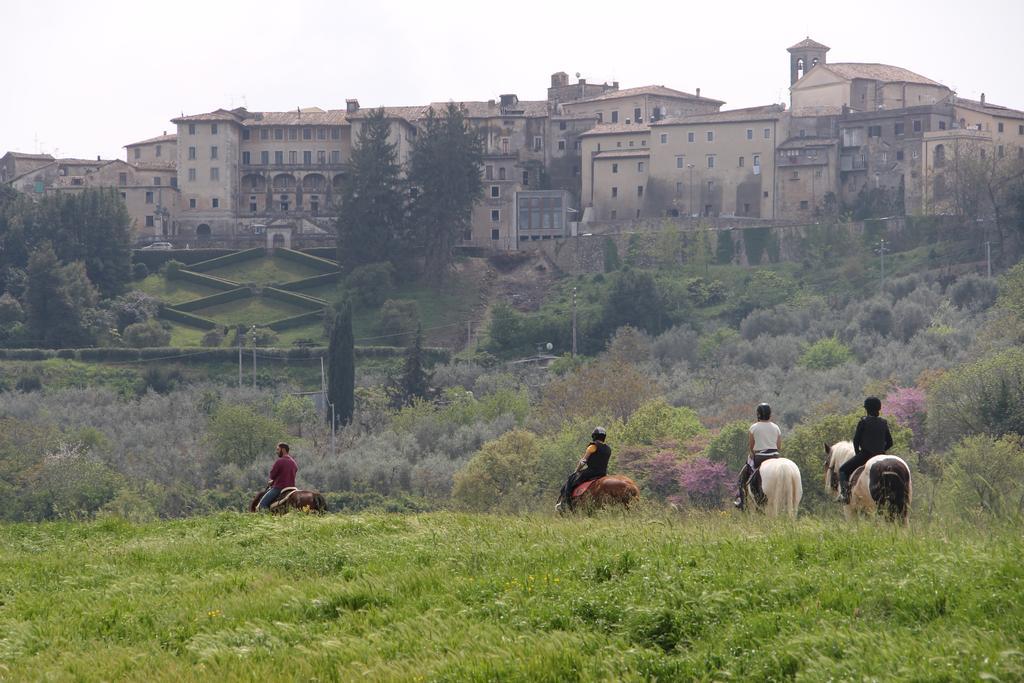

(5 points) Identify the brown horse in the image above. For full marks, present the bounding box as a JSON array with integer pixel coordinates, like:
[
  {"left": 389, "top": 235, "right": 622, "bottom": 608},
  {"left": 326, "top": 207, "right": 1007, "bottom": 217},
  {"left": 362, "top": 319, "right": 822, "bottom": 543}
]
[
  {"left": 569, "top": 475, "right": 640, "bottom": 512},
  {"left": 249, "top": 485, "right": 327, "bottom": 514}
]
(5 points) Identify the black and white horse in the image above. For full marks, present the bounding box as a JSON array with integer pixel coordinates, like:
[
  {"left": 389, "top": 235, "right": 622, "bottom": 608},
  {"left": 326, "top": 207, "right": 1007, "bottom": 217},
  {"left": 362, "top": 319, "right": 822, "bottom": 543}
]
[{"left": 825, "top": 441, "right": 912, "bottom": 525}]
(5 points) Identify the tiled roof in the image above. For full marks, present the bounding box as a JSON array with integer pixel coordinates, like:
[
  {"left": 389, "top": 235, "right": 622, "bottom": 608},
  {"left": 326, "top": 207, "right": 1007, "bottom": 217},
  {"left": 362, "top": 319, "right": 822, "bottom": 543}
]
[
  {"left": 131, "top": 162, "right": 177, "bottom": 171},
  {"left": 574, "top": 85, "right": 725, "bottom": 105},
  {"left": 788, "top": 37, "right": 830, "bottom": 51},
  {"left": 954, "top": 97, "right": 1024, "bottom": 121},
  {"left": 125, "top": 133, "right": 177, "bottom": 147},
  {"left": 345, "top": 106, "right": 427, "bottom": 123},
  {"left": 3, "top": 151, "right": 55, "bottom": 160},
  {"left": 242, "top": 109, "right": 350, "bottom": 126},
  {"left": 823, "top": 63, "right": 945, "bottom": 88},
  {"left": 653, "top": 104, "right": 786, "bottom": 126},
  {"left": 777, "top": 137, "right": 838, "bottom": 149},
  {"left": 579, "top": 123, "right": 651, "bottom": 137},
  {"left": 428, "top": 100, "right": 550, "bottom": 118},
  {"left": 171, "top": 108, "right": 247, "bottom": 124},
  {"left": 594, "top": 149, "right": 650, "bottom": 159}
]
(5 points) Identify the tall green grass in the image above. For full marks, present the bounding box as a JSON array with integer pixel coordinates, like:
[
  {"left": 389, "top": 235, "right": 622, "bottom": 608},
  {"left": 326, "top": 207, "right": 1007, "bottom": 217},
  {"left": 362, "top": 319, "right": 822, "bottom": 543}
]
[{"left": 1, "top": 512, "right": 1021, "bottom": 681}]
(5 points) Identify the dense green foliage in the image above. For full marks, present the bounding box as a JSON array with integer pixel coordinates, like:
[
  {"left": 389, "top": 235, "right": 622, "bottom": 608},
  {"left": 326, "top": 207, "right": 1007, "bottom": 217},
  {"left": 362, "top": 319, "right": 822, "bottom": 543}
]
[
  {"left": 328, "top": 301, "right": 355, "bottom": 427},
  {"left": 0, "top": 513, "right": 1021, "bottom": 681}
]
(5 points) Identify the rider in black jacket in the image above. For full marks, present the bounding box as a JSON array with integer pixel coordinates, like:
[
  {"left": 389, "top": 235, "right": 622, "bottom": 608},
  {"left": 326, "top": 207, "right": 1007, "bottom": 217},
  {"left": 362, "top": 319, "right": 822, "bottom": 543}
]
[{"left": 838, "top": 397, "right": 894, "bottom": 503}]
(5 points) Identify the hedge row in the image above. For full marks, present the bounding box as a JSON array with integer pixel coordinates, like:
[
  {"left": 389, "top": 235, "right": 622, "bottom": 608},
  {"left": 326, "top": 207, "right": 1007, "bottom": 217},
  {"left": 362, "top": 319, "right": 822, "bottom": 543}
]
[
  {"left": 300, "top": 247, "right": 339, "bottom": 261},
  {"left": 278, "top": 272, "right": 340, "bottom": 292},
  {"left": 0, "top": 344, "right": 451, "bottom": 363},
  {"left": 276, "top": 247, "right": 339, "bottom": 272},
  {"left": 175, "top": 287, "right": 252, "bottom": 312},
  {"left": 157, "top": 306, "right": 218, "bottom": 330},
  {"left": 267, "top": 310, "right": 325, "bottom": 332},
  {"left": 262, "top": 287, "right": 327, "bottom": 309},
  {"left": 168, "top": 268, "right": 239, "bottom": 291},
  {"left": 132, "top": 249, "right": 234, "bottom": 270},
  {"left": 188, "top": 247, "right": 266, "bottom": 273}
]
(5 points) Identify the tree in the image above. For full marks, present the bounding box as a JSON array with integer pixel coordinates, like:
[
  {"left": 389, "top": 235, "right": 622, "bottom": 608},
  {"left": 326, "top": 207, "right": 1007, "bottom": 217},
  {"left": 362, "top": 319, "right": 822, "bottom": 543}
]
[
  {"left": 205, "top": 404, "right": 286, "bottom": 467},
  {"left": 327, "top": 300, "right": 355, "bottom": 427},
  {"left": 398, "top": 324, "right": 431, "bottom": 405},
  {"left": 24, "top": 243, "right": 98, "bottom": 348},
  {"left": 408, "top": 103, "right": 484, "bottom": 280},
  {"left": 599, "top": 269, "right": 667, "bottom": 340},
  {"left": 336, "top": 108, "right": 406, "bottom": 270}
]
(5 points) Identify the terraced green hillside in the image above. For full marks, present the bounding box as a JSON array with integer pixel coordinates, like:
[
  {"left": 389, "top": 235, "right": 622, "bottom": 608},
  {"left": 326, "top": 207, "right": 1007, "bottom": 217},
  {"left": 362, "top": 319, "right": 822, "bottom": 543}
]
[{"left": 1, "top": 512, "right": 1020, "bottom": 682}]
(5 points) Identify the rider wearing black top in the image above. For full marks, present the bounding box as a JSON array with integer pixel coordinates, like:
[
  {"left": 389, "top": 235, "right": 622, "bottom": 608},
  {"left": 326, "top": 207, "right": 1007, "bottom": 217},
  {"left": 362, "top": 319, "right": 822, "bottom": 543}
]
[
  {"left": 838, "top": 397, "right": 894, "bottom": 503},
  {"left": 557, "top": 427, "right": 611, "bottom": 511}
]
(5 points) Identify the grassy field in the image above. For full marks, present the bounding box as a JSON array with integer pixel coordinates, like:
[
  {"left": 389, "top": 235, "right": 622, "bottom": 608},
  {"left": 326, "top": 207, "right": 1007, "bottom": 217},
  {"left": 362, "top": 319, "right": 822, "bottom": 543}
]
[
  {"left": 136, "top": 275, "right": 221, "bottom": 305},
  {"left": 0, "top": 512, "right": 1020, "bottom": 682},
  {"left": 191, "top": 296, "right": 311, "bottom": 327},
  {"left": 203, "top": 255, "right": 324, "bottom": 286}
]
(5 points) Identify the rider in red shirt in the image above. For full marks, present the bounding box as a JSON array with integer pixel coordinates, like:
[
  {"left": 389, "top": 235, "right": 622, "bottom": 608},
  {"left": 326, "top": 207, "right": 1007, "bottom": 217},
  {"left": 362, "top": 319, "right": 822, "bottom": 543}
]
[{"left": 258, "top": 443, "right": 297, "bottom": 511}]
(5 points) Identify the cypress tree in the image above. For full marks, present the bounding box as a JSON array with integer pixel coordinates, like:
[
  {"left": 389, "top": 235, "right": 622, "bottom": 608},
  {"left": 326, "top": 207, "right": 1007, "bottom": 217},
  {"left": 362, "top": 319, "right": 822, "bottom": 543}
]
[
  {"left": 327, "top": 300, "right": 355, "bottom": 427},
  {"left": 399, "top": 324, "right": 431, "bottom": 404}
]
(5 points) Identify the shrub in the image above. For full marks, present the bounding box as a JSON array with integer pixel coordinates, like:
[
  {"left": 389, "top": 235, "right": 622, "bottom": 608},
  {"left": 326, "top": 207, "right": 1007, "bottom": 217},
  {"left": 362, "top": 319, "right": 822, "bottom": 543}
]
[
  {"left": 451, "top": 430, "right": 540, "bottom": 512},
  {"left": 857, "top": 299, "right": 894, "bottom": 337},
  {"left": 201, "top": 329, "right": 225, "bottom": 347},
  {"left": 927, "top": 348, "right": 1024, "bottom": 447},
  {"left": 949, "top": 274, "right": 998, "bottom": 312},
  {"left": 131, "top": 262, "right": 149, "bottom": 280},
  {"left": 162, "top": 259, "right": 185, "bottom": 278},
  {"left": 0, "top": 293, "right": 24, "bottom": 325},
  {"left": 677, "top": 457, "right": 732, "bottom": 508},
  {"left": 205, "top": 403, "right": 286, "bottom": 467},
  {"left": 944, "top": 434, "right": 1024, "bottom": 518},
  {"left": 378, "top": 299, "right": 420, "bottom": 341},
  {"left": 138, "top": 367, "right": 182, "bottom": 395},
  {"left": 123, "top": 320, "right": 172, "bottom": 348},
  {"left": 893, "top": 299, "right": 930, "bottom": 342},
  {"left": 347, "top": 262, "right": 395, "bottom": 308},
  {"left": 636, "top": 451, "right": 685, "bottom": 499},
  {"left": 247, "top": 327, "right": 279, "bottom": 347},
  {"left": 798, "top": 337, "right": 852, "bottom": 370},
  {"left": 107, "top": 291, "right": 160, "bottom": 331},
  {"left": 15, "top": 375, "right": 43, "bottom": 393},
  {"left": 619, "top": 399, "right": 705, "bottom": 446},
  {"left": 884, "top": 386, "right": 927, "bottom": 453},
  {"left": 704, "top": 421, "right": 751, "bottom": 471}
]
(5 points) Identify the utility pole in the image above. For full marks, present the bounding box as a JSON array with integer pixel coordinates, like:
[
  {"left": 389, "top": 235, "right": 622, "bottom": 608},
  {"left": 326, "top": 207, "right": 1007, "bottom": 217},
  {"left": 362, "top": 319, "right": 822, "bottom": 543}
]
[
  {"left": 250, "top": 325, "right": 257, "bottom": 389},
  {"left": 467, "top": 320, "right": 472, "bottom": 351},
  {"left": 986, "top": 241, "right": 992, "bottom": 278},
  {"left": 571, "top": 286, "right": 578, "bottom": 358},
  {"left": 687, "top": 164, "right": 695, "bottom": 217},
  {"left": 238, "top": 335, "right": 242, "bottom": 389}
]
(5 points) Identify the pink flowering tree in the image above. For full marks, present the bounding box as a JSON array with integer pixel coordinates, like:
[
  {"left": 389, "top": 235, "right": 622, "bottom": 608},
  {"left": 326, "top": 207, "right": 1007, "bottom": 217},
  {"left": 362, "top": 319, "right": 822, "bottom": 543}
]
[
  {"left": 677, "top": 457, "right": 733, "bottom": 509},
  {"left": 884, "top": 386, "right": 927, "bottom": 453}
]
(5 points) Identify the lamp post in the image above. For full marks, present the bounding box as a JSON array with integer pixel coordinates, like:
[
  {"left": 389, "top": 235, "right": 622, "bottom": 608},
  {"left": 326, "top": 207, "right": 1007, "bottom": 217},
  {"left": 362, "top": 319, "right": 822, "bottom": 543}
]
[{"left": 687, "top": 164, "right": 695, "bottom": 217}]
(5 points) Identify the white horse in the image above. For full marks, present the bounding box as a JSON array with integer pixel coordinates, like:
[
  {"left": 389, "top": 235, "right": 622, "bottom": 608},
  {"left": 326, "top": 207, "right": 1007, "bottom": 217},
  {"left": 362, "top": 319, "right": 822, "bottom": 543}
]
[
  {"left": 745, "top": 458, "right": 802, "bottom": 519},
  {"left": 824, "top": 441, "right": 912, "bottom": 525}
]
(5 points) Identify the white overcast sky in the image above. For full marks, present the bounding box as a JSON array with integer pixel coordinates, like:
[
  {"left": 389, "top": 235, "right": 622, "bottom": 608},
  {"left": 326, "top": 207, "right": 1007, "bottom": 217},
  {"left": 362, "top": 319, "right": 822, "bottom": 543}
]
[{"left": 3, "top": 0, "right": 1023, "bottom": 161}]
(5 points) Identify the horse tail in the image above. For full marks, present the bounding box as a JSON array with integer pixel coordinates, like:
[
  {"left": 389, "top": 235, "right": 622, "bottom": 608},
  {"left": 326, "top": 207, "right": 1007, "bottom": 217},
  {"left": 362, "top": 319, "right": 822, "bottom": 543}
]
[
  {"left": 790, "top": 462, "right": 803, "bottom": 519},
  {"left": 315, "top": 493, "right": 327, "bottom": 513},
  {"left": 879, "top": 470, "right": 909, "bottom": 523}
]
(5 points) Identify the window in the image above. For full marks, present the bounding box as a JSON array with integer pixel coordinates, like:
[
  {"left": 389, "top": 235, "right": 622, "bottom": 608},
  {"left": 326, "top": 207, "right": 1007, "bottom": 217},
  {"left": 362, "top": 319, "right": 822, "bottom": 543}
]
[
  {"left": 1019, "top": 148, "right": 1024, "bottom": 160},
  {"left": 188, "top": 124, "right": 196, "bottom": 135},
  {"left": 596, "top": 112, "right": 603, "bottom": 123},
  {"left": 533, "top": 136, "right": 543, "bottom": 151},
  {"left": 939, "top": 121, "right": 947, "bottom": 130},
  {"left": 170, "top": 177, "right": 177, "bottom": 189},
  {"left": 502, "top": 138, "right": 510, "bottom": 154},
  {"left": 317, "top": 128, "right": 327, "bottom": 140},
  {"left": 637, "top": 161, "right": 644, "bottom": 172},
  {"left": 1019, "top": 125, "right": 1024, "bottom": 135},
  {"left": 896, "top": 150, "right": 904, "bottom": 161},
  {"left": 303, "top": 151, "right": 312, "bottom": 164},
  {"left": 275, "top": 128, "right": 283, "bottom": 140},
  {"left": 660, "top": 133, "right": 668, "bottom": 144},
  {"left": 155, "top": 144, "right": 162, "bottom": 158},
  {"left": 275, "top": 151, "right": 284, "bottom": 165},
  {"left": 260, "top": 129, "right": 269, "bottom": 140},
  {"left": 280, "top": 195, "right": 289, "bottom": 211},
  {"left": 611, "top": 111, "right": 619, "bottom": 123},
  {"left": 212, "top": 198, "right": 219, "bottom": 208},
  {"left": 815, "top": 169, "right": 823, "bottom": 178},
  {"left": 575, "top": 140, "right": 582, "bottom": 150},
  {"left": 676, "top": 182, "right": 683, "bottom": 195},
  {"left": 491, "top": 228, "right": 500, "bottom": 240},
  {"left": 559, "top": 121, "right": 567, "bottom": 131},
  {"left": 558, "top": 140, "right": 566, "bottom": 151},
  {"left": 261, "top": 151, "right": 270, "bottom": 165},
  {"left": 934, "top": 144, "right": 946, "bottom": 167},
  {"left": 146, "top": 215, "right": 154, "bottom": 227},
  {"left": 743, "top": 203, "right": 751, "bottom": 214},
  {"left": 753, "top": 154, "right": 760, "bottom": 167},
  {"left": 895, "top": 122, "right": 905, "bottom": 135},
  {"left": 522, "top": 171, "right": 529, "bottom": 185},
  {"left": 498, "top": 167, "right": 506, "bottom": 181},
  {"left": 188, "top": 168, "right": 196, "bottom": 181},
  {"left": 154, "top": 176, "right": 161, "bottom": 186},
  {"left": 210, "top": 167, "right": 219, "bottom": 181},
  {"left": 211, "top": 124, "right": 218, "bottom": 135},
  {"left": 611, "top": 186, "right": 618, "bottom": 198},
  {"left": 145, "top": 191, "right": 154, "bottom": 204},
  {"left": 331, "top": 127, "right": 341, "bottom": 140},
  {"left": 188, "top": 146, "right": 196, "bottom": 160},
  {"left": 210, "top": 146, "right": 218, "bottom": 160},
  {"left": 676, "top": 156, "right": 684, "bottom": 168},
  {"left": 998, "top": 145, "right": 1005, "bottom": 158},
  {"left": 491, "top": 185, "right": 499, "bottom": 198},
  {"left": 687, "top": 132, "right": 695, "bottom": 143},
  {"left": 303, "top": 128, "right": 312, "bottom": 140},
  {"left": 250, "top": 200, "right": 258, "bottom": 213},
  {"left": 612, "top": 163, "right": 618, "bottom": 174},
  {"left": 764, "top": 128, "right": 771, "bottom": 139},
  {"left": 634, "top": 107, "right": 642, "bottom": 123},
  {"left": 289, "top": 151, "right": 298, "bottom": 164},
  {"left": 868, "top": 125, "right": 882, "bottom": 137},
  {"left": 707, "top": 155, "right": 715, "bottom": 169},
  {"left": 491, "top": 210, "right": 500, "bottom": 222},
  {"left": 706, "top": 131, "right": 714, "bottom": 142},
  {"left": 289, "top": 129, "right": 298, "bottom": 140},
  {"left": 189, "top": 198, "right": 197, "bottom": 208},
  {"left": 637, "top": 185, "right": 644, "bottom": 197},
  {"left": 641, "top": 139, "right": 646, "bottom": 146},
  {"left": 317, "top": 150, "right": 326, "bottom": 164},
  {"left": 610, "top": 210, "right": 617, "bottom": 219},
  {"left": 746, "top": 129, "right": 753, "bottom": 140},
  {"left": 739, "top": 156, "right": 745, "bottom": 167},
  {"left": 998, "top": 122, "right": 1005, "bottom": 133},
  {"left": 981, "top": 148, "right": 987, "bottom": 159},
  {"left": 913, "top": 119, "right": 922, "bottom": 133},
  {"left": 800, "top": 200, "right": 809, "bottom": 210},
  {"left": 763, "top": 191, "right": 769, "bottom": 198},
  {"left": 880, "top": 151, "right": 887, "bottom": 164},
  {"left": 118, "top": 172, "right": 127, "bottom": 185},
  {"left": 485, "top": 165, "right": 493, "bottom": 180},
  {"left": 331, "top": 150, "right": 341, "bottom": 164},
  {"left": 976, "top": 123, "right": 983, "bottom": 131},
  {"left": 242, "top": 151, "right": 251, "bottom": 165},
  {"left": 629, "top": 140, "right": 634, "bottom": 147},
  {"left": 242, "top": 129, "right": 251, "bottom": 140}
]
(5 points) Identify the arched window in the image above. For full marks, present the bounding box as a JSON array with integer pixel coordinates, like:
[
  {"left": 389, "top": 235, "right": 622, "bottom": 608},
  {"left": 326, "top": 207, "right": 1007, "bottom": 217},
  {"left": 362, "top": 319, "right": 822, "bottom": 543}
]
[
  {"left": 196, "top": 224, "right": 211, "bottom": 239},
  {"left": 934, "top": 144, "right": 945, "bottom": 167},
  {"left": 811, "top": 57, "right": 819, "bottom": 68},
  {"left": 933, "top": 175, "right": 947, "bottom": 200},
  {"left": 796, "top": 58, "right": 805, "bottom": 81}
]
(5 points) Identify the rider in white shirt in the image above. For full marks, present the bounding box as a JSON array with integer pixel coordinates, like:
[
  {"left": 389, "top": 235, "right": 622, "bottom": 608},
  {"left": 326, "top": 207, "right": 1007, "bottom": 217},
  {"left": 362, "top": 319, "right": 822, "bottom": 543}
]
[{"left": 733, "top": 403, "right": 782, "bottom": 510}]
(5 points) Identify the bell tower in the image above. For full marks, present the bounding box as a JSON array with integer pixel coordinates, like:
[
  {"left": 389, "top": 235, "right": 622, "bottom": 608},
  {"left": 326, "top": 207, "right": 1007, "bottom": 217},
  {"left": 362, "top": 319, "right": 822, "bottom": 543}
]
[{"left": 788, "top": 37, "right": 830, "bottom": 85}]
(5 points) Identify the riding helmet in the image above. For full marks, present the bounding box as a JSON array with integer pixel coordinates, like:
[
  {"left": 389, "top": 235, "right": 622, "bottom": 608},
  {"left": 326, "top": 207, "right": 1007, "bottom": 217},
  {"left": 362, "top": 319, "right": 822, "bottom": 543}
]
[
  {"left": 756, "top": 403, "right": 772, "bottom": 420},
  {"left": 864, "top": 396, "right": 882, "bottom": 413},
  {"left": 592, "top": 426, "right": 607, "bottom": 441}
]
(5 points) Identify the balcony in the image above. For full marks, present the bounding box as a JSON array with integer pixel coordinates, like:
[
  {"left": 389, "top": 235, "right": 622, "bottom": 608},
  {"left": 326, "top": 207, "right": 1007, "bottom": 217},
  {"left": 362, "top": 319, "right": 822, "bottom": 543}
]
[{"left": 240, "top": 161, "right": 346, "bottom": 172}]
